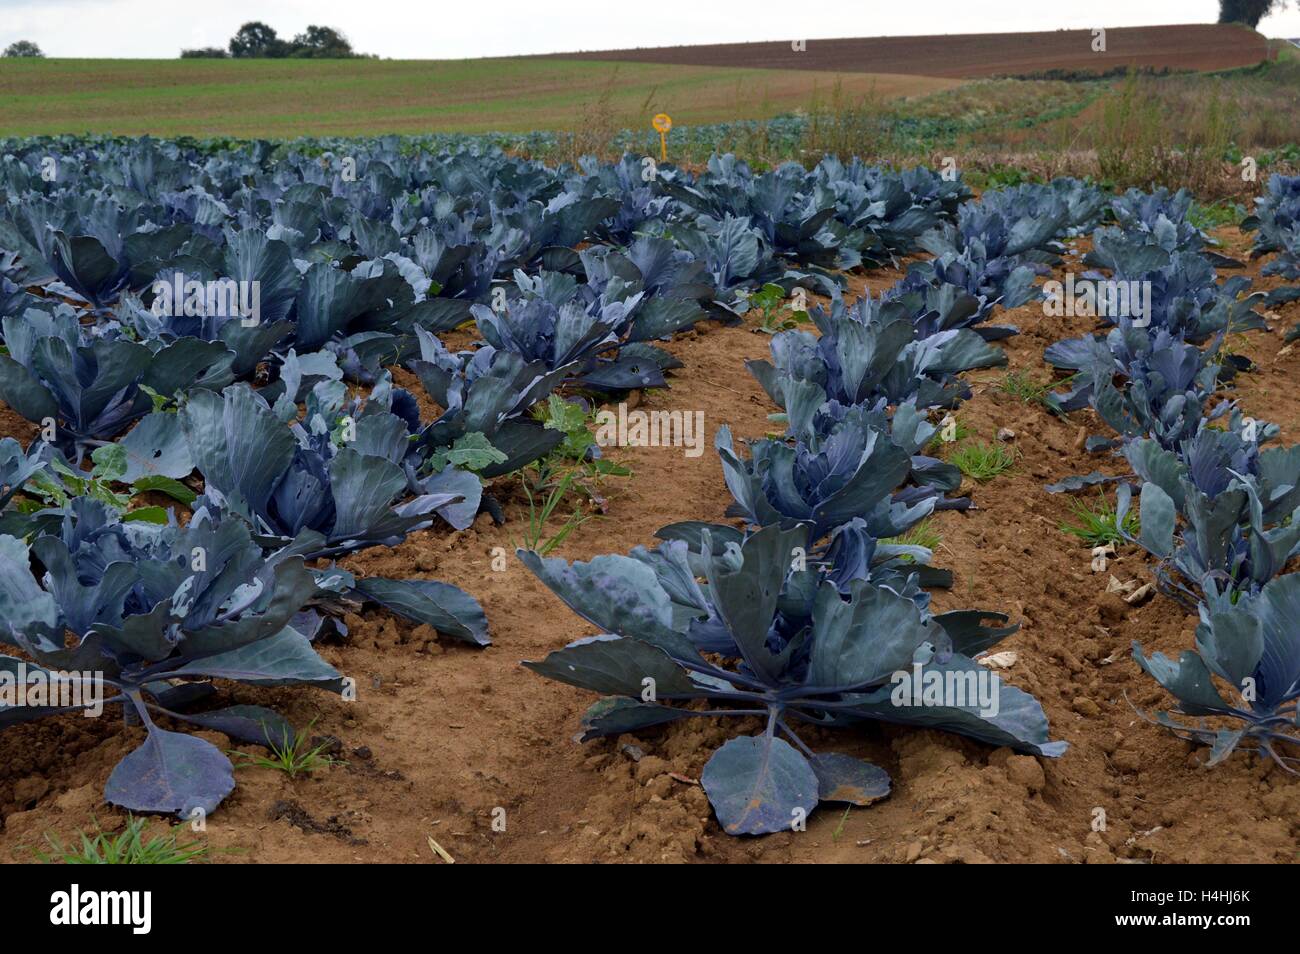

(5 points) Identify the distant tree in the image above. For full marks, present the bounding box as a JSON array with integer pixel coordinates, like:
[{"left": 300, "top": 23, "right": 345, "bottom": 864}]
[
  {"left": 1218, "top": 0, "right": 1289, "bottom": 27},
  {"left": 223, "top": 21, "right": 364, "bottom": 59},
  {"left": 180, "top": 47, "right": 230, "bottom": 59},
  {"left": 3, "top": 40, "right": 44, "bottom": 58},
  {"left": 228, "top": 21, "right": 289, "bottom": 58},
  {"left": 288, "top": 26, "right": 356, "bottom": 58}
]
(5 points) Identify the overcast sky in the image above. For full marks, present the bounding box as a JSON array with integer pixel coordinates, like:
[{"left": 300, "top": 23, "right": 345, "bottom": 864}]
[{"left": 2, "top": 0, "right": 1298, "bottom": 59}]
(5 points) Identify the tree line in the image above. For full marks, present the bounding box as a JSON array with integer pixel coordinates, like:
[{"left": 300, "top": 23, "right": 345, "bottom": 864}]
[{"left": 180, "top": 22, "right": 370, "bottom": 59}]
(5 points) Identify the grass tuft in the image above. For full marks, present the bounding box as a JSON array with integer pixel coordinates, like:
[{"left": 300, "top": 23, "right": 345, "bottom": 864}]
[
  {"left": 997, "top": 370, "right": 1074, "bottom": 419},
  {"left": 38, "top": 815, "right": 207, "bottom": 865},
  {"left": 516, "top": 472, "right": 591, "bottom": 556},
  {"left": 927, "top": 414, "right": 971, "bottom": 451},
  {"left": 951, "top": 442, "right": 1016, "bottom": 482},
  {"left": 1059, "top": 491, "right": 1138, "bottom": 547},
  {"left": 231, "top": 722, "right": 342, "bottom": 778},
  {"left": 997, "top": 370, "right": 1053, "bottom": 405}
]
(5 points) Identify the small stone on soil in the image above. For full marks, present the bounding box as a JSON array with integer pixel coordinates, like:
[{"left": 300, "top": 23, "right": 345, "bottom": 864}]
[{"left": 1072, "top": 697, "right": 1101, "bottom": 717}]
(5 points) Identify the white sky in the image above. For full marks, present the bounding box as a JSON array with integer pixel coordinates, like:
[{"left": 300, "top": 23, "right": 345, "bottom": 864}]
[{"left": 2, "top": 0, "right": 1298, "bottom": 59}]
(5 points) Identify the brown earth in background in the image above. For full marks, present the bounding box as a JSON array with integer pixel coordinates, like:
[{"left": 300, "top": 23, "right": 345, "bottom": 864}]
[
  {"left": 549, "top": 24, "right": 1271, "bottom": 78},
  {"left": 1, "top": 224, "right": 1298, "bottom": 864}
]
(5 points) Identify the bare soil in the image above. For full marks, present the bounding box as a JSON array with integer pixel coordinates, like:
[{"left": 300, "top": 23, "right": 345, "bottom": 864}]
[
  {"left": 2, "top": 226, "right": 1299, "bottom": 864},
  {"left": 549, "top": 24, "right": 1271, "bottom": 79}
]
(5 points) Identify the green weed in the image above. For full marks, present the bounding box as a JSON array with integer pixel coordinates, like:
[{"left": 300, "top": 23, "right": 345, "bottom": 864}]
[
  {"left": 951, "top": 442, "right": 1015, "bottom": 481},
  {"left": 38, "top": 816, "right": 207, "bottom": 865},
  {"left": 231, "top": 722, "right": 342, "bottom": 778},
  {"left": 1059, "top": 491, "right": 1138, "bottom": 547}
]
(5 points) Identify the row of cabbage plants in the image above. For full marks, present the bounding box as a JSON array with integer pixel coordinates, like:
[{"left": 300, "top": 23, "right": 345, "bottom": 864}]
[
  {"left": 1242, "top": 173, "right": 1300, "bottom": 341},
  {"left": 518, "top": 178, "right": 1114, "bottom": 833},
  {"left": 1043, "top": 176, "right": 1300, "bottom": 769}
]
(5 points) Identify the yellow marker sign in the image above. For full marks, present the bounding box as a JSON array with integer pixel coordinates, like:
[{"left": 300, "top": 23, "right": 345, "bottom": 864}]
[{"left": 652, "top": 113, "right": 672, "bottom": 161}]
